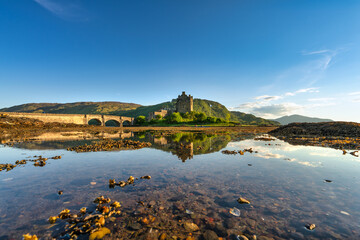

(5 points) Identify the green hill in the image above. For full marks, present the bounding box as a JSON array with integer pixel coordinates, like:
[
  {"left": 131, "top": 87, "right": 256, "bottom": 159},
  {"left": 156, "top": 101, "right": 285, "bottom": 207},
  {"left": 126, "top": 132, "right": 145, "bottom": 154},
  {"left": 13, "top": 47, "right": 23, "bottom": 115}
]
[
  {"left": 0, "top": 99, "right": 279, "bottom": 125},
  {"left": 0, "top": 102, "right": 141, "bottom": 115},
  {"left": 118, "top": 101, "right": 176, "bottom": 117},
  {"left": 118, "top": 98, "right": 278, "bottom": 125}
]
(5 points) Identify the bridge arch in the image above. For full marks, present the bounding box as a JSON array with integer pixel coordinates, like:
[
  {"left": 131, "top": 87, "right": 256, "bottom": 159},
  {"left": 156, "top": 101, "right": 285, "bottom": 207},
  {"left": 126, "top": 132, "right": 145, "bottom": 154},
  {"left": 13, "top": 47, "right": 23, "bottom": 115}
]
[
  {"left": 88, "top": 118, "right": 102, "bottom": 126},
  {"left": 105, "top": 119, "right": 120, "bottom": 127},
  {"left": 122, "top": 120, "right": 131, "bottom": 126}
]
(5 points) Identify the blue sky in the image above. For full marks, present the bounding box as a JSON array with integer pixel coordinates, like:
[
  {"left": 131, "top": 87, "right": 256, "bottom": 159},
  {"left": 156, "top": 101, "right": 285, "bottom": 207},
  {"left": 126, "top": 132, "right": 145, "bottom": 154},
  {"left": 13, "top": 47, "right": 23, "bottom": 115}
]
[{"left": 1, "top": 0, "right": 360, "bottom": 121}]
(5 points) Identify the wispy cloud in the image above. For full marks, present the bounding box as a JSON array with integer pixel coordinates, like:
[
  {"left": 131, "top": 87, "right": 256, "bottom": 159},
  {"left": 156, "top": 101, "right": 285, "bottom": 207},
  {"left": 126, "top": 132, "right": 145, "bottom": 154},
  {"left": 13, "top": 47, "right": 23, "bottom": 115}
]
[
  {"left": 302, "top": 49, "right": 330, "bottom": 55},
  {"left": 285, "top": 87, "right": 319, "bottom": 96},
  {"left": 254, "top": 95, "right": 283, "bottom": 101},
  {"left": 34, "top": 0, "right": 88, "bottom": 21}
]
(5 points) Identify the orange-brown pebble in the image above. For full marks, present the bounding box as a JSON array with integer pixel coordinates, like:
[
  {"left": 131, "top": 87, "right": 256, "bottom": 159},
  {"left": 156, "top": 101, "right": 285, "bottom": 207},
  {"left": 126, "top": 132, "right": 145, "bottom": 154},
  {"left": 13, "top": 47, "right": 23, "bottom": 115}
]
[{"left": 159, "top": 233, "right": 167, "bottom": 240}]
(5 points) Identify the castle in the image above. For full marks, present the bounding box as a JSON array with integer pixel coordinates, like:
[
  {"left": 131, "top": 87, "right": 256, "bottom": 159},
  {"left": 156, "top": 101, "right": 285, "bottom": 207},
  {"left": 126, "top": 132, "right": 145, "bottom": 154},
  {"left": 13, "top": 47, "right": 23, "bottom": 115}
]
[
  {"left": 148, "top": 91, "right": 193, "bottom": 120},
  {"left": 176, "top": 91, "right": 193, "bottom": 113}
]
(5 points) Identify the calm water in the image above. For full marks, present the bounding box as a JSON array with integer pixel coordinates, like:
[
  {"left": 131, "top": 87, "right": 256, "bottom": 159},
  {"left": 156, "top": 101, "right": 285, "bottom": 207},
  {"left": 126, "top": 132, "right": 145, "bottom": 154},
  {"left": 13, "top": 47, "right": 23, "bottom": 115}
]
[{"left": 0, "top": 132, "right": 360, "bottom": 239}]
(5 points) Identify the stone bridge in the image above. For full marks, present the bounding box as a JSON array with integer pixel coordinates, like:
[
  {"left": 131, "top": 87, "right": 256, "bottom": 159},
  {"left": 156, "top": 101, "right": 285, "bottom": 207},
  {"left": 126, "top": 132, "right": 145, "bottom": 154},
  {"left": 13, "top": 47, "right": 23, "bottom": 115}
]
[{"left": 0, "top": 112, "right": 134, "bottom": 127}]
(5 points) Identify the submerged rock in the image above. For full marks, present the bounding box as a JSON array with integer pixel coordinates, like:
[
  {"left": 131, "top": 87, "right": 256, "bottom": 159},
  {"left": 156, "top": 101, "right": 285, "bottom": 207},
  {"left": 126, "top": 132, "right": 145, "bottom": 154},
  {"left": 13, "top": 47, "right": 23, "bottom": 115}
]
[
  {"left": 89, "top": 227, "right": 111, "bottom": 240},
  {"left": 128, "top": 222, "right": 142, "bottom": 230},
  {"left": 183, "top": 222, "right": 199, "bottom": 232},
  {"left": 203, "top": 230, "right": 218, "bottom": 240},
  {"left": 237, "top": 235, "right": 249, "bottom": 240},
  {"left": 306, "top": 223, "right": 316, "bottom": 230},
  {"left": 237, "top": 197, "right": 251, "bottom": 204},
  {"left": 214, "top": 223, "right": 227, "bottom": 237},
  {"left": 229, "top": 207, "right": 241, "bottom": 217},
  {"left": 23, "top": 234, "right": 38, "bottom": 240}
]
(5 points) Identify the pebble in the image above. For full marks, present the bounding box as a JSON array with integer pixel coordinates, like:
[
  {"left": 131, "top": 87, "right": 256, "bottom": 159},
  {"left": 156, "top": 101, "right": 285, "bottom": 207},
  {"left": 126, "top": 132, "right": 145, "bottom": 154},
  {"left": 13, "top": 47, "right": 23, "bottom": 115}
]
[
  {"left": 238, "top": 197, "right": 251, "bottom": 204},
  {"left": 237, "top": 235, "right": 249, "bottom": 240},
  {"left": 214, "top": 223, "right": 227, "bottom": 237},
  {"left": 159, "top": 233, "right": 167, "bottom": 240},
  {"left": 128, "top": 222, "right": 142, "bottom": 230},
  {"left": 340, "top": 211, "right": 350, "bottom": 216},
  {"left": 203, "top": 230, "right": 218, "bottom": 240},
  {"left": 229, "top": 207, "right": 241, "bottom": 217},
  {"left": 306, "top": 223, "right": 316, "bottom": 230},
  {"left": 183, "top": 222, "right": 199, "bottom": 232}
]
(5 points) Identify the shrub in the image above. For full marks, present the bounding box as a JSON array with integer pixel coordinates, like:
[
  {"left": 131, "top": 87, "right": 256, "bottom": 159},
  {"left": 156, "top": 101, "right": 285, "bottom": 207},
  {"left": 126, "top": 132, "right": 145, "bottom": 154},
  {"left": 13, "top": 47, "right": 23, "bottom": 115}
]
[
  {"left": 194, "top": 112, "right": 207, "bottom": 122},
  {"left": 168, "top": 112, "right": 183, "bottom": 123},
  {"left": 135, "top": 116, "right": 146, "bottom": 125}
]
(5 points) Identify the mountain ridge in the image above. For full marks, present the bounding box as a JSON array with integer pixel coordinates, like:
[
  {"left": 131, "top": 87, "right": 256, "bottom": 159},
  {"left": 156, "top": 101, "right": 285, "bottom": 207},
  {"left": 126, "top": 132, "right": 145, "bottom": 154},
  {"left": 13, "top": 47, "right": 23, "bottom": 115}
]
[
  {"left": 0, "top": 100, "right": 279, "bottom": 126},
  {"left": 271, "top": 114, "right": 334, "bottom": 125}
]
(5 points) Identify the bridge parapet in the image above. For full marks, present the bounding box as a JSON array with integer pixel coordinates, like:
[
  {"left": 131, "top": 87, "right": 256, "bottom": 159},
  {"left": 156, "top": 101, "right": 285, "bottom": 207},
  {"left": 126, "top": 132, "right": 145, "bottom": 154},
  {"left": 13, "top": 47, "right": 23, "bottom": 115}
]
[{"left": 0, "top": 112, "right": 133, "bottom": 127}]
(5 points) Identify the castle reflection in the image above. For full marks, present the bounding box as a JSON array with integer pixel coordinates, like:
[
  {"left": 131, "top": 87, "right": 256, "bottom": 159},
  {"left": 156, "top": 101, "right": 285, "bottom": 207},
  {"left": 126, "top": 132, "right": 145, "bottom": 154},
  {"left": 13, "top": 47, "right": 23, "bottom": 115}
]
[{"left": 2, "top": 131, "right": 253, "bottom": 162}]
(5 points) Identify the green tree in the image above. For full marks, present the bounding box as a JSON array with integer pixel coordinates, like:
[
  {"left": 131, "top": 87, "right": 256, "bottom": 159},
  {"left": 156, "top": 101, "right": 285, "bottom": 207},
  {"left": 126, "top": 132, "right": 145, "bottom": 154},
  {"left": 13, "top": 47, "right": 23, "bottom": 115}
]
[
  {"left": 155, "top": 114, "right": 162, "bottom": 120},
  {"left": 168, "top": 112, "right": 183, "bottom": 123},
  {"left": 207, "top": 116, "right": 217, "bottom": 123},
  {"left": 135, "top": 116, "right": 146, "bottom": 125},
  {"left": 195, "top": 112, "right": 207, "bottom": 122}
]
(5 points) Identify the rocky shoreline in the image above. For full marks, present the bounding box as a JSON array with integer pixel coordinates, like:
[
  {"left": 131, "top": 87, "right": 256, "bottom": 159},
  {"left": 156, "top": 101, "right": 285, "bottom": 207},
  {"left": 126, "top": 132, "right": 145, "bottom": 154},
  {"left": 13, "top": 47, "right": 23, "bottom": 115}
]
[
  {"left": 269, "top": 122, "right": 360, "bottom": 150},
  {"left": 269, "top": 122, "right": 360, "bottom": 137}
]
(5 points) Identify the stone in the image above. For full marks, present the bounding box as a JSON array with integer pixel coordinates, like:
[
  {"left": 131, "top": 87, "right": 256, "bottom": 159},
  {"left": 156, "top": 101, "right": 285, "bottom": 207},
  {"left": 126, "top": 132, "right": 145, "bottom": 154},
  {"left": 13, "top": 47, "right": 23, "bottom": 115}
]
[
  {"left": 202, "top": 230, "right": 218, "bottom": 240},
  {"left": 214, "top": 223, "right": 228, "bottom": 237},
  {"left": 183, "top": 222, "right": 200, "bottom": 232},
  {"left": 128, "top": 222, "right": 142, "bottom": 231},
  {"left": 238, "top": 235, "right": 249, "bottom": 240},
  {"left": 159, "top": 233, "right": 167, "bottom": 240},
  {"left": 306, "top": 223, "right": 316, "bottom": 230},
  {"left": 237, "top": 197, "right": 250, "bottom": 204}
]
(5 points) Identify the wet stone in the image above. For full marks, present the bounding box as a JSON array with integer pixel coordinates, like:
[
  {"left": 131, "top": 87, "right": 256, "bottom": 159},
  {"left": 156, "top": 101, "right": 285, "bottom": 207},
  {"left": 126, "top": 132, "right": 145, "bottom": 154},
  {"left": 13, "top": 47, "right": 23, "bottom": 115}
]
[
  {"left": 202, "top": 230, "right": 218, "bottom": 240},
  {"left": 237, "top": 197, "right": 251, "bottom": 204},
  {"left": 237, "top": 235, "right": 249, "bottom": 240},
  {"left": 183, "top": 222, "right": 200, "bottom": 232},
  {"left": 214, "top": 223, "right": 228, "bottom": 237},
  {"left": 225, "top": 218, "right": 237, "bottom": 228},
  {"left": 159, "top": 233, "right": 167, "bottom": 240},
  {"left": 306, "top": 223, "right": 316, "bottom": 230},
  {"left": 128, "top": 222, "right": 142, "bottom": 231}
]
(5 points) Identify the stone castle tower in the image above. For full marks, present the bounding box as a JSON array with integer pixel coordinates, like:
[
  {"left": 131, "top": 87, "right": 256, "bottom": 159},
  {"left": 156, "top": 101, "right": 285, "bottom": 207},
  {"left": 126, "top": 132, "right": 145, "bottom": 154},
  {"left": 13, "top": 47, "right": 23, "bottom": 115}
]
[{"left": 176, "top": 91, "right": 193, "bottom": 113}]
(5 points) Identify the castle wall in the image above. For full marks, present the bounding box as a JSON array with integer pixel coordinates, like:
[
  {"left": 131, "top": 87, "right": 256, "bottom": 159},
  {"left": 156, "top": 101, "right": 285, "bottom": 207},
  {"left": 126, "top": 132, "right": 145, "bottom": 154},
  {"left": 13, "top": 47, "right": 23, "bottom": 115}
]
[{"left": 176, "top": 91, "right": 193, "bottom": 113}]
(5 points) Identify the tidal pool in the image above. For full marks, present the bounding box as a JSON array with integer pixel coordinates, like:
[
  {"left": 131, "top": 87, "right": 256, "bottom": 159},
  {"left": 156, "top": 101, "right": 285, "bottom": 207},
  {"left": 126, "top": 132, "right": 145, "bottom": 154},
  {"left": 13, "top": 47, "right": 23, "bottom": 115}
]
[{"left": 0, "top": 132, "right": 359, "bottom": 239}]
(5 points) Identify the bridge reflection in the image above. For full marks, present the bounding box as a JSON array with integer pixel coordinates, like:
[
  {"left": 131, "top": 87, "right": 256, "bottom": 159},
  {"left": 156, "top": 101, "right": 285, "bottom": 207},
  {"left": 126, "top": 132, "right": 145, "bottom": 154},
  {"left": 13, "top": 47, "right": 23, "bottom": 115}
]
[{"left": 1, "top": 131, "right": 253, "bottom": 162}]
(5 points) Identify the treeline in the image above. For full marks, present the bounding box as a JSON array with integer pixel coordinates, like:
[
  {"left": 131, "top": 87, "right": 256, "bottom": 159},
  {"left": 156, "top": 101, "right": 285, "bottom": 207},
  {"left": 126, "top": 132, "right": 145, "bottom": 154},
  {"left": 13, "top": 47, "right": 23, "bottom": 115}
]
[{"left": 135, "top": 111, "right": 230, "bottom": 125}]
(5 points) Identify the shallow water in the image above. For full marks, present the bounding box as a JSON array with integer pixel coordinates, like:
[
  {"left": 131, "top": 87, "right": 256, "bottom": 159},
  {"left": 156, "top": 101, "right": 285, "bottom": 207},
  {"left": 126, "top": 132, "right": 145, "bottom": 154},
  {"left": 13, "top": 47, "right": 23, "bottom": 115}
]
[{"left": 0, "top": 132, "right": 360, "bottom": 239}]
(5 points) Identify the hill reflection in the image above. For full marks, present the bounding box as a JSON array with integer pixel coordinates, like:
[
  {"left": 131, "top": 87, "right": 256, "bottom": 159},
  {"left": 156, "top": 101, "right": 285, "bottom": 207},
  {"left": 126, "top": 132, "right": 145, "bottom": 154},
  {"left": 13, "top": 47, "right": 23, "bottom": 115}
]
[{"left": 4, "top": 131, "right": 255, "bottom": 161}]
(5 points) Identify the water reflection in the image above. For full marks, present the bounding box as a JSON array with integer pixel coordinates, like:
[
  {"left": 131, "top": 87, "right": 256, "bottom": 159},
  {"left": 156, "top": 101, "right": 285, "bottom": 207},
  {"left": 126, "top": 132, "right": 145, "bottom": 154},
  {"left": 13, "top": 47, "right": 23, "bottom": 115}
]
[
  {"left": 1, "top": 132, "right": 360, "bottom": 239},
  {"left": 9, "top": 131, "right": 240, "bottom": 162}
]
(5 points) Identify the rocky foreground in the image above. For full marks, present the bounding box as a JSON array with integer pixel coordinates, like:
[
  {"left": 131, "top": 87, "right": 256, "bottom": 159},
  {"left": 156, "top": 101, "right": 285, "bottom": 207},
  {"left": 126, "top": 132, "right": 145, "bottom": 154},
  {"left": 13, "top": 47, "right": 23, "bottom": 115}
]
[
  {"left": 269, "top": 122, "right": 360, "bottom": 137},
  {"left": 270, "top": 122, "right": 360, "bottom": 150}
]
